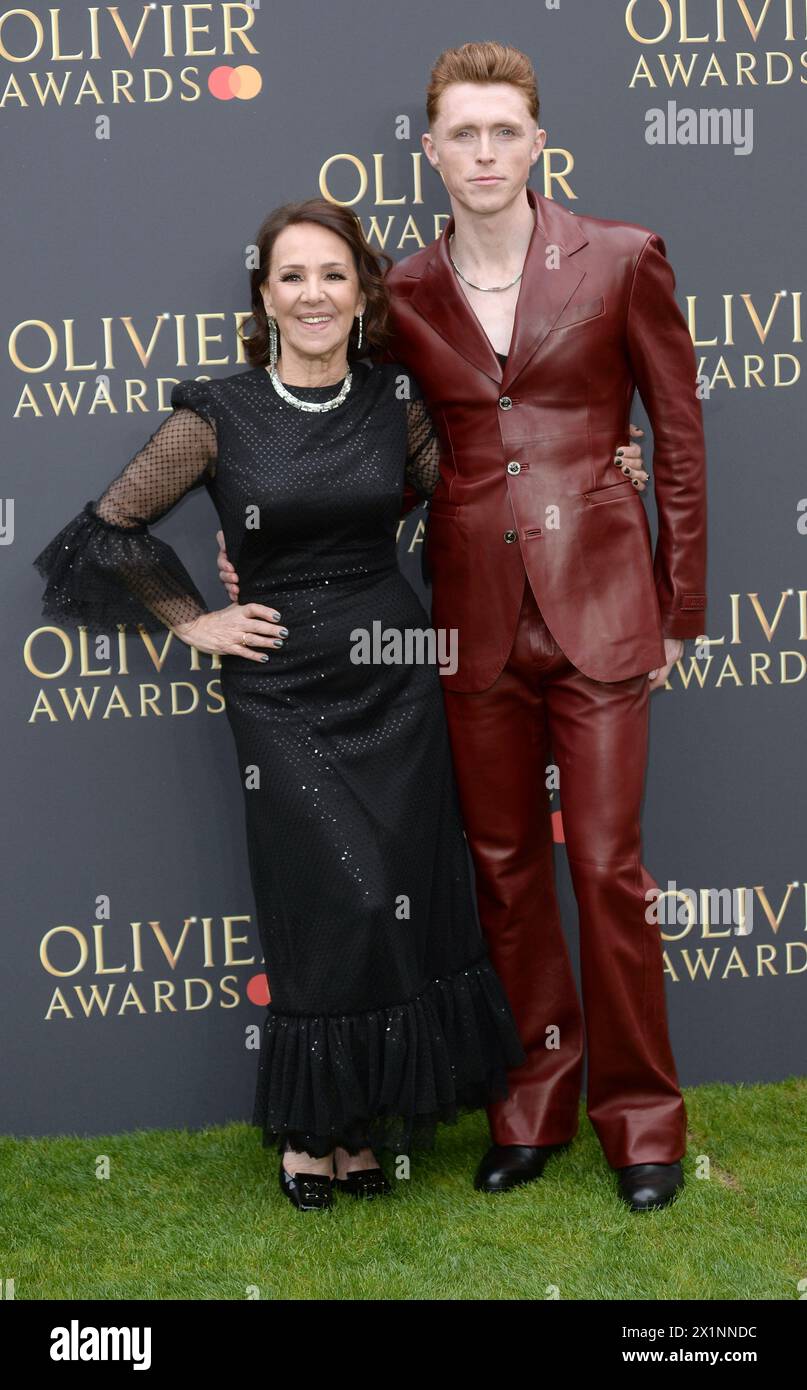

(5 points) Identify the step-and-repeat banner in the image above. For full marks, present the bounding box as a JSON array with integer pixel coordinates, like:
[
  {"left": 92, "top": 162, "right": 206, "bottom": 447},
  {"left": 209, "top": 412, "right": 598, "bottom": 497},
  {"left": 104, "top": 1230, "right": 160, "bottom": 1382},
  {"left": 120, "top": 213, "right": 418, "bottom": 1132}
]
[{"left": 2, "top": 2, "right": 804, "bottom": 1138}]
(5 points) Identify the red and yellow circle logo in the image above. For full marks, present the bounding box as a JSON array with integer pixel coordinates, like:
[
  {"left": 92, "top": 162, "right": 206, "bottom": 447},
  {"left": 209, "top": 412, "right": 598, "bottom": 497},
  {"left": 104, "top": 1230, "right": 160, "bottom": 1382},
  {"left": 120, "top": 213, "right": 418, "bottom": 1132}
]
[{"left": 208, "top": 65, "right": 263, "bottom": 100}]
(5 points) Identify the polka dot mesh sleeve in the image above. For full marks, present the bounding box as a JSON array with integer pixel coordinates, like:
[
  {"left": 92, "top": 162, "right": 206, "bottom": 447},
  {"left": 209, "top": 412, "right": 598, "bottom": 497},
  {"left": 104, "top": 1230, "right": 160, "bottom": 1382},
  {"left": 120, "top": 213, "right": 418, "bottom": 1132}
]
[
  {"left": 388, "top": 364, "right": 440, "bottom": 512},
  {"left": 33, "top": 380, "right": 217, "bottom": 634},
  {"left": 405, "top": 396, "right": 441, "bottom": 501}
]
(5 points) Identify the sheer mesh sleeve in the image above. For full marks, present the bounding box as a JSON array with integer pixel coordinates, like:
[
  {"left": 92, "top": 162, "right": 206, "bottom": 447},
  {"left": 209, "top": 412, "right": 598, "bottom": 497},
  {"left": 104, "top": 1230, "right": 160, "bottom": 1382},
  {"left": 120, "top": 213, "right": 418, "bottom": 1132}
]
[
  {"left": 405, "top": 397, "right": 441, "bottom": 502},
  {"left": 391, "top": 368, "right": 441, "bottom": 515},
  {"left": 33, "top": 380, "right": 217, "bottom": 634}
]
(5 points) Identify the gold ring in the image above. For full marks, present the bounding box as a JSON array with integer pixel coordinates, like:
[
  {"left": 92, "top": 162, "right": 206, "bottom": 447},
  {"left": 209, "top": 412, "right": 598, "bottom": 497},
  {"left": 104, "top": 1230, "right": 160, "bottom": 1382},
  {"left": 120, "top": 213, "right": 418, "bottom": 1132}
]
[{"left": 241, "top": 633, "right": 249, "bottom": 645}]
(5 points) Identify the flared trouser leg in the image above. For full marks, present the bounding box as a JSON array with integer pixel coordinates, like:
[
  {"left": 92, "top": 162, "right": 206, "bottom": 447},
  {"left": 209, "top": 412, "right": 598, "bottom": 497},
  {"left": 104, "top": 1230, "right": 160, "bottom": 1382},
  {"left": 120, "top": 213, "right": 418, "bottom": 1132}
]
[{"left": 441, "top": 575, "right": 687, "bottom": 1167}]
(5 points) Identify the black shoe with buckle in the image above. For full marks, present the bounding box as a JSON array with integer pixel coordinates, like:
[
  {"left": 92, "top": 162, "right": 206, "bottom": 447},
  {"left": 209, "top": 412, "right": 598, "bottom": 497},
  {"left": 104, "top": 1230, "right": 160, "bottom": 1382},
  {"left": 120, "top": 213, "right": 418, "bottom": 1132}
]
[
  {"left": 616, "top": 1161, "right": 684, "bottom": 1212},
  {"left": 279, "top": 1160, "right": 334, "bottom": 1211},
  {"left": 333, "top": 1166, "right": 392, "bottom": 1199}
]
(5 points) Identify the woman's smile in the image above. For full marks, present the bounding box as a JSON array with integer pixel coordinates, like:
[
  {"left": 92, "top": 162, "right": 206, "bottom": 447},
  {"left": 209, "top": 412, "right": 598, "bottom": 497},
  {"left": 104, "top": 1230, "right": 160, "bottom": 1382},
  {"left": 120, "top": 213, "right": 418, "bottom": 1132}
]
[{"left": 297, "top": 314, "right": 335, "bottom": 332}]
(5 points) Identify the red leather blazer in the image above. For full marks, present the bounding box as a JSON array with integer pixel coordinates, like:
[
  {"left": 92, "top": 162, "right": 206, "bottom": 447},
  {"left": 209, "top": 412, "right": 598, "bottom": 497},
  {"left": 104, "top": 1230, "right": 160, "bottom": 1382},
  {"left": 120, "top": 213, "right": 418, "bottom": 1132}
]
[{"left": 387, "top": 186, "right": 707, "bottom": 691}]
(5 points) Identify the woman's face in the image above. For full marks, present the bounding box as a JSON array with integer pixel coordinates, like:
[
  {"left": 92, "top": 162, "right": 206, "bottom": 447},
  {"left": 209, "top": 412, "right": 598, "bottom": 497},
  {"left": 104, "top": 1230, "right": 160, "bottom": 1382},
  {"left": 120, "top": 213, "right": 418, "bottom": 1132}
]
[{"left": 261, "top": 222, "right": 367, "bottom": 365}]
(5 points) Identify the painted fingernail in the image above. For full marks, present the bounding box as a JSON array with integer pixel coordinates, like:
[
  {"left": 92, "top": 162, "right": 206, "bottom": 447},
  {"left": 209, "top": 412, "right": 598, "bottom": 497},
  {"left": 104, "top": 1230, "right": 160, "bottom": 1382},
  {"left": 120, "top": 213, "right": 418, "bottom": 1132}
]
[
  {"left": 272, "top": 611, "right": 281, "bottom": 621},
  {"left": 622, "top": 466, "right": 631, "bottom": 475},
  {"left": 632, "top": 479, "right": 640, "bottom": 487},
  {"left": 274, "top": 639, "right": 284, "bottom": 647},
  {"left": 613, "top": 457, "right": 622, "bottom": 466},
  {"left": 278, "top": 627, "right": 289, "bottom": 636},
  {"left": 616, "top": 449, "right": 624, "bottom": 456},
  {"left": 260, "top": 655, "right": 269, "bottom": 662}
]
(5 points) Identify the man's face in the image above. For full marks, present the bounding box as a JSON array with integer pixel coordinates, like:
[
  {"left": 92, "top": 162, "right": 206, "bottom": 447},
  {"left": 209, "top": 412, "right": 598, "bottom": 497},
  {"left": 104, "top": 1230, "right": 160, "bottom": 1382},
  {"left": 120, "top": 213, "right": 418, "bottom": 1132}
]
[{"left": 422, "top": 82, "right": 545, "bottom": 214}]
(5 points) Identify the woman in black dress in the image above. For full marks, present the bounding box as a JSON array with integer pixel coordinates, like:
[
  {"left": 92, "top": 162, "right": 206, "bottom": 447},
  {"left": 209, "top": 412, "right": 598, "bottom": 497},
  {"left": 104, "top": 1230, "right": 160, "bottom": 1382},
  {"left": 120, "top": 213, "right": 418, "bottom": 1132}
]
[{"left": 34, "top": 199, "right": 526, "bottom": 1210}]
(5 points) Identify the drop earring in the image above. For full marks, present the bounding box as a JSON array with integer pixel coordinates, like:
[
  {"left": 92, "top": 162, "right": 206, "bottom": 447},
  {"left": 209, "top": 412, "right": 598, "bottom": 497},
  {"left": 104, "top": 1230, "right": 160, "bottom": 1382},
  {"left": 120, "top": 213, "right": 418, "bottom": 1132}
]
[
  {"left": 268, "top": 315, "right": 280, "bottom": 369},
  {"left": 356, "top": 312, "right": 363, "bottom": 352}
]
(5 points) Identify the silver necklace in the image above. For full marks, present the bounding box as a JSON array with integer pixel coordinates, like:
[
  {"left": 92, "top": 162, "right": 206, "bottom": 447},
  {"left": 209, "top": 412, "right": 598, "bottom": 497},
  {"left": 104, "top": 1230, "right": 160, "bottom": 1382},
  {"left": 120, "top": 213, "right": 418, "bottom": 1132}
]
[
  {"left": 265, "top": 364, "right": 352, "bottom": 412},
  {"left": 448, "top": 234, "right": 524, "bottom": 293}
]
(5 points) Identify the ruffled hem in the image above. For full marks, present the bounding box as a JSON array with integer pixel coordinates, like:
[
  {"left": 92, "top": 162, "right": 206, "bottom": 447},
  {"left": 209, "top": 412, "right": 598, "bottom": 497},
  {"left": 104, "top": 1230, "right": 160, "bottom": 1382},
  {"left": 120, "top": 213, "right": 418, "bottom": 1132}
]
[
  {"left": 33, "top": 501, "right": 208, "bottom": 634},
  {"left": 251, "top": 953, "right": 526, "bottom": 1157}
]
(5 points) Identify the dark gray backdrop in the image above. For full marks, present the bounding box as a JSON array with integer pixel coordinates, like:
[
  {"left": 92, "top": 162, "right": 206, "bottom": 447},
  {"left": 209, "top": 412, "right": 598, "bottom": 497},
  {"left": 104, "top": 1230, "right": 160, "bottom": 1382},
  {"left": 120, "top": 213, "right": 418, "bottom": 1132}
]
[{"left": 2, "top": 1, "right": 805, "bottom": 1138}]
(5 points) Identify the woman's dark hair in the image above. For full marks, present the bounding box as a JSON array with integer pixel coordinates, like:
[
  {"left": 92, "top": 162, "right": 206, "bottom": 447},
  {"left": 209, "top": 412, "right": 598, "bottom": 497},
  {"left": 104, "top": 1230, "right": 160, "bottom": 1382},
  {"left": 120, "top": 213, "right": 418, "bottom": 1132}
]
[{"left": 240, "top": 198, "right": 394, "bottom": 368}]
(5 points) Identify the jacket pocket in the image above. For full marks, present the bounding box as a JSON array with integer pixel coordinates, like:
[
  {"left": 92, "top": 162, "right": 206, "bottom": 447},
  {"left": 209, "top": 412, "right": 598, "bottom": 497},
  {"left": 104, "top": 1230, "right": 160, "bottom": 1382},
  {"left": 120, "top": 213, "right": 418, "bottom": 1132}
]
[
  {"left": 583, "top": 478, "right": 640, "bottom": 506},
  {"left": 552, "top": 295, "right": 605, "bottom": 331}
]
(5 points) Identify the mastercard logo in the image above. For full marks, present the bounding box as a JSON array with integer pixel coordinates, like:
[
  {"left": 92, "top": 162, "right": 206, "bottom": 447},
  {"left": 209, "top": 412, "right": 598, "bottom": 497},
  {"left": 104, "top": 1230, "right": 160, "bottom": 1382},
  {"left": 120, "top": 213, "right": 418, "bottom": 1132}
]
[
  {"left": 208, "top": 65, "right": 263, "bottom": 100},
  {"left": 246, "top": 972, "right": 271, "bottom": 1006}
]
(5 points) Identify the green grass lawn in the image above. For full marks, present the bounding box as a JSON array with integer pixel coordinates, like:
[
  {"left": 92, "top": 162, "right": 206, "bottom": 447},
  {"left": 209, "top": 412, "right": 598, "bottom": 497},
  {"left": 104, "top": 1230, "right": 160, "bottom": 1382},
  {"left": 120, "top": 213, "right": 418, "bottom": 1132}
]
[{"left": 2, "top": 1078, "right": 805, "bottom": 1301}]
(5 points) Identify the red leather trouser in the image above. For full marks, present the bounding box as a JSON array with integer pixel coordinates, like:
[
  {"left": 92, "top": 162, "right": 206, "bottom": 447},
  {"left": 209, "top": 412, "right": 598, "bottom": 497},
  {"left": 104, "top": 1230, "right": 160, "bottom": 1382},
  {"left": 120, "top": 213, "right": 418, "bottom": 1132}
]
[{"left": 441, "top": 571, "right": 687, "bottom": 1167}]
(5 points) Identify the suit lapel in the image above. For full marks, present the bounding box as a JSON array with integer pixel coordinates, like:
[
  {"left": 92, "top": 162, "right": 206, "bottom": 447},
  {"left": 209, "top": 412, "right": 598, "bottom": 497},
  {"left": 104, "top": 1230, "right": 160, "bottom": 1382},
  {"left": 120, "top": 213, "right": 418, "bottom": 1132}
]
[
  {"left": 407, "top": 187, "right": 589, "bottom": 388},
  {"left": 503, "top": 191, "right": 589, "bottom": 391},
  {"left": 408, "top": 219, "right": 501, "bottom": 381}
]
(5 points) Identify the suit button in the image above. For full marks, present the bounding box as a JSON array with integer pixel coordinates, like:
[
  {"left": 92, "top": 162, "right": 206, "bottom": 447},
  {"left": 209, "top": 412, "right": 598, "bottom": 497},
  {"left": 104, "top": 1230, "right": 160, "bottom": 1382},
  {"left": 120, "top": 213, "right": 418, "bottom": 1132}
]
[
  {"left": 503, "top": 530, "right": 517, "bottom": 543},
  {"left": 498, "top": 396, "right": 513, "bottom": 410},
  {"left": 506, "top": 461, "right": 521, "bottom": 474}
]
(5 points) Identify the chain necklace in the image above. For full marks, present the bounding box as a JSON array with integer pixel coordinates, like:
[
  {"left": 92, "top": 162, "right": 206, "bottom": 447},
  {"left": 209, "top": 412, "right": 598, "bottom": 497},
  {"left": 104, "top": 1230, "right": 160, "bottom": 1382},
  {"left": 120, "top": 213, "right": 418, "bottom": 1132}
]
[
  {"left": 265, "top": 364, "right": 352, "bottom": 412},
  {"left": 448, "top": 234, "right": 524, "bottom": 293}
]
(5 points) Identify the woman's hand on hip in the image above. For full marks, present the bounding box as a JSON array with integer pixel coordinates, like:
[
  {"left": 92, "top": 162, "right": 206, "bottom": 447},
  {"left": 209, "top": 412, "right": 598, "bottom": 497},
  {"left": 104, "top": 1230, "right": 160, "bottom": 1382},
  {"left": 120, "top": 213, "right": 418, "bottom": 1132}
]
[{"left": 173, "top": 603, "right": 287, "bottom": 661}]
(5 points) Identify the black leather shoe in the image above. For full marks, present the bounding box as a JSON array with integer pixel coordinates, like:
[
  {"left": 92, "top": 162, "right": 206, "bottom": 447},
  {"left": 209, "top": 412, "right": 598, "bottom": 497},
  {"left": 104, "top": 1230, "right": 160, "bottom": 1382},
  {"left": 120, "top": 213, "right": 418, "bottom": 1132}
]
[
  {"left": 333, "top": 1167, "right": 392, "bottom": 1199},
  {"left": 474, "top": 1142, "right": 571, "bottom": 1193},
  {"left": 279, "top": 1160, "right": 334, "bottom": 1211},
  {"left": 616, "top": 1161, "right": 684, "bottom": 1212}
]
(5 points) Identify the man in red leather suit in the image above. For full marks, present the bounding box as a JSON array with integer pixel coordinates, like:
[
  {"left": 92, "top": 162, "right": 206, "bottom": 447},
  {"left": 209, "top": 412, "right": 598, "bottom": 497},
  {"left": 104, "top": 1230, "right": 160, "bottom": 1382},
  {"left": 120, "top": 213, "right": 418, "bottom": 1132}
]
[
  {"left": 385, "top": 44, "right": 707, "bottom": 1211},
  {"left": 217, "top": 44, "right": 707, "bottom": 1211}
]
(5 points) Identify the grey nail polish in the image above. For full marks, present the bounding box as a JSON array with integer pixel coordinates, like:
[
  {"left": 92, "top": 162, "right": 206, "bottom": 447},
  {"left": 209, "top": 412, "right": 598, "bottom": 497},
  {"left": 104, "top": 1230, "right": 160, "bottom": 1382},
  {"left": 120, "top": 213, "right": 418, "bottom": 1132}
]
[
  {"left": 279, "top": 627, "right": 289, "bottom": 636},
  {"left": 274, "top": 639, "right": 284, "bottom": 647},
  {"left": 260, "top": 655, "right": 269, "bottom": 662}
]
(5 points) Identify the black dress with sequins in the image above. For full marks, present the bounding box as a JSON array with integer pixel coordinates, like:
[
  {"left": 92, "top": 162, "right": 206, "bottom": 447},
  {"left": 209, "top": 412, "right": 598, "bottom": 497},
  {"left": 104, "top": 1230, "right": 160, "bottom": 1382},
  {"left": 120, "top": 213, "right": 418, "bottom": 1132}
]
[{"left": 33, "top": 359, "right": 526, "bottom": 1158}]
